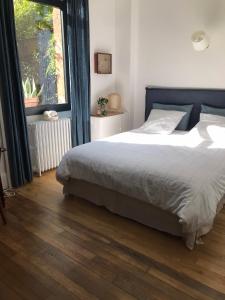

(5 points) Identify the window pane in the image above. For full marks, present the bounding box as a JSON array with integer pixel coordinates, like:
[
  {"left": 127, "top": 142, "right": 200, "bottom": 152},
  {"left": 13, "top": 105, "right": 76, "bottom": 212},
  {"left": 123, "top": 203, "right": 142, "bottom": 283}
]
[{"left": 14, "top": 0, "right": 67, "bottom": 108}]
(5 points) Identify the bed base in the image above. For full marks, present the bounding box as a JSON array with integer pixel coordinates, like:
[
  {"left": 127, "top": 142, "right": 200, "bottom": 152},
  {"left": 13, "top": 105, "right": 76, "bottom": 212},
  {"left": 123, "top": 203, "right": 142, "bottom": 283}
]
[{"left": 63, "top": 179, "right": 183, "bottom": 237}]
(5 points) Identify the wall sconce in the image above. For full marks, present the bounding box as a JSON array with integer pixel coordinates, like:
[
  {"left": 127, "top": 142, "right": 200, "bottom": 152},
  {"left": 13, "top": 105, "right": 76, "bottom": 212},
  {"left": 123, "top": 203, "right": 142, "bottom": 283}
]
[{"left": 191, "top": 31, "right": 209, "bottom": 51}]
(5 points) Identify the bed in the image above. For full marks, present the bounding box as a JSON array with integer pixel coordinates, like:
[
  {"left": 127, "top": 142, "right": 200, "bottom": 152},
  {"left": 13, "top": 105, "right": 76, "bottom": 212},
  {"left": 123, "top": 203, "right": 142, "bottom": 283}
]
[{"left": 56, "top": 87, "right": 225, "bottom": 249}]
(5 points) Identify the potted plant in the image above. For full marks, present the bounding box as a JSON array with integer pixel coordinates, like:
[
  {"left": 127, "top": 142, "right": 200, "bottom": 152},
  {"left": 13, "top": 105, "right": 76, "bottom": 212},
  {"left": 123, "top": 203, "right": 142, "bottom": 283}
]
[
  {"left": 97, "top": 97, "right": 109, "bottom": 116},
  {"left": 22, "top": 78, "right": 43, "bottom": 108}
]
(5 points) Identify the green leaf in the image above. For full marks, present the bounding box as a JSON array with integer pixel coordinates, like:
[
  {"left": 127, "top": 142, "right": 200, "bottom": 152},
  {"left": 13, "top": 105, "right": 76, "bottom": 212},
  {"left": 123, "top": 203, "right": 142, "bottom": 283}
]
[
  {"left": 25, "top": 77, "right": 31, "bottom": 98},
  {"left": 31, "top": 78, "right": 37, "bottom": 97},
  {"left": 22, "top": 80, "right": 27, "bottom": 98},
  {"left": 37, "top": 85, "right": 44, "bottom": 97}
]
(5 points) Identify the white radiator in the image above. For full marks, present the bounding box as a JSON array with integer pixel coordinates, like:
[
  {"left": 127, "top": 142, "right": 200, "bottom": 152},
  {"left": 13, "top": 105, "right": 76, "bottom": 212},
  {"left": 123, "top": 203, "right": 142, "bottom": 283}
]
[{"left": 27, "top": 118, "right": 72, "bottom": 176}]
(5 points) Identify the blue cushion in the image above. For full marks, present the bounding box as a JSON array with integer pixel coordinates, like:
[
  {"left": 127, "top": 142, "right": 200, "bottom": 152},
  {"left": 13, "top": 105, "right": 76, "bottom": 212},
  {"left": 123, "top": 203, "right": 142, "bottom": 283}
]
[
  {"left": 201, "top": 104, "right": 225, "bottom": 117},
  {"left": 152, "top": 103, "right": 193, "bottom": 130}
]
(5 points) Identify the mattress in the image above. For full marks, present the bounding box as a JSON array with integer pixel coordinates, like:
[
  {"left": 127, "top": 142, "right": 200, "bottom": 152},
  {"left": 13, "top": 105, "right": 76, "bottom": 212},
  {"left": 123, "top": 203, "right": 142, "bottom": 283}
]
[{"left": 57, "top": 129, "right": 225, "bottom": 249}]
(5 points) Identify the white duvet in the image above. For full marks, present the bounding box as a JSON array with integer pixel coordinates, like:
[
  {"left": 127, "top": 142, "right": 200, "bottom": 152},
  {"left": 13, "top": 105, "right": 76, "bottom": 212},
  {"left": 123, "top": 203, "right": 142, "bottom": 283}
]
[{"left": 57, "top": 126, "right": 225, "bottom": 248}]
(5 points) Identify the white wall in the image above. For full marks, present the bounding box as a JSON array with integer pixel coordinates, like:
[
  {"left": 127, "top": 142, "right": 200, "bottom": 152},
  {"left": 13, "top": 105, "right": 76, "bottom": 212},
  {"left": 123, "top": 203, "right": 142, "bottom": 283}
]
[
  {"left": 115, "top": 0, "right": 132, "bottom": 128},
  {"left": 89, "top": 0, "right": 116, "bottom": 114},
  {"left": 126, "top": 0, "right": 225, "bottom": 127},
  {"left": 89, "top": 0, "right": 132, "bottom": 130}
]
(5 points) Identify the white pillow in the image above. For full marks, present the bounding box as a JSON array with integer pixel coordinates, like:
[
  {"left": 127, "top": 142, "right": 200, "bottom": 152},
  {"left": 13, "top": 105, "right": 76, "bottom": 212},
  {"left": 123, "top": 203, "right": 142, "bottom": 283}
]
[
  {"left": 140, "top": 109, "right": 186, "bottom": 134},
  {"left": 194, "top": 113, "right": 225, "bottom": 142},
  {"left": 200, "top": 113, "right": 225, "bottom": 123}
]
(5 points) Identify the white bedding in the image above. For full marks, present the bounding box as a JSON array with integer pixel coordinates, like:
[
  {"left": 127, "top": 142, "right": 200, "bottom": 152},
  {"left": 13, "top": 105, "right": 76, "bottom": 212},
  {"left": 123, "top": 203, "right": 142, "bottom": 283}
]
[{"left": 57, "top": 128, "right": 225, "bottom": 249}]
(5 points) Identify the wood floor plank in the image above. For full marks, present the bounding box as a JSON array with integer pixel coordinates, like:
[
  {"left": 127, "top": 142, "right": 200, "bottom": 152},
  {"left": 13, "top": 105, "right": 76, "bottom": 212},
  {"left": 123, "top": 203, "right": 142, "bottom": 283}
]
[
  {"left": 13, "top": 251, "right": 97, "bottom": 300},
  {"left": 0, "top": 170, "right": 222, "bottom": 300},
  {"left": 33, "top": 245, "right": 137, "bottom": 300},
  {"left": 148, "top": 268, "right": 215, "bottom": 300},
  {"left": 12, "top": 252, "right": 81, "bottom": 300},
  {"left": 0, "top": 280, "right": 24, "bottom": 300},
  {"left": 0, "top": 252, "right": 51, "bottom": 300}
]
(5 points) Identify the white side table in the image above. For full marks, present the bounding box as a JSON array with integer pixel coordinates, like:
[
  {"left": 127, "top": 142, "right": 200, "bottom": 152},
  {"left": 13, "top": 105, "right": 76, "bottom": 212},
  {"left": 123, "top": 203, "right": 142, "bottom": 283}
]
[{"left": 91, "top": 112, "right": 128, "bottom": 141}]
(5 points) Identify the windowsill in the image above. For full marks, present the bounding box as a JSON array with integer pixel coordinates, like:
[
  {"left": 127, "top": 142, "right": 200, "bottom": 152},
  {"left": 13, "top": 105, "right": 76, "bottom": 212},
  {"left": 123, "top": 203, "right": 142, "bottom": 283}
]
[
  {"left": 26, "top": 110, "right": 71, "bottom": 123},
  {"left": 25, "top": 103, "right": 71, "bottom": 116}
]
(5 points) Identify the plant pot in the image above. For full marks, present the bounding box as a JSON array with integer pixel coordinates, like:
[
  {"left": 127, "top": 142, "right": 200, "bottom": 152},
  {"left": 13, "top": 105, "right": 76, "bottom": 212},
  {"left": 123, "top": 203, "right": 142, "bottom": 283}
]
[{"left": 24, "top": 97, "right": 39, "bottom": 108}]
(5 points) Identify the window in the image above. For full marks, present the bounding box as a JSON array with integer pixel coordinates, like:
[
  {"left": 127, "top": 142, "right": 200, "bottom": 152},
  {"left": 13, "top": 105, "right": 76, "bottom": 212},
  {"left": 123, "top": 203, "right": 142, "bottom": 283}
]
[{"left": 14, "top": 0, "right": 70, "bottom": 115}]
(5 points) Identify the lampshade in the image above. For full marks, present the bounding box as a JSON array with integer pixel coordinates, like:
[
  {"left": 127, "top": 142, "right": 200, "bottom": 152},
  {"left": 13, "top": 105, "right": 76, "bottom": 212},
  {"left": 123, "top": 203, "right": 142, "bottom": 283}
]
[
  {"left": 108, "top": 93, "right": 122, "bottom": 112},
  {"left": 191, "top": 31, "right": 209, "bottom": 52}
]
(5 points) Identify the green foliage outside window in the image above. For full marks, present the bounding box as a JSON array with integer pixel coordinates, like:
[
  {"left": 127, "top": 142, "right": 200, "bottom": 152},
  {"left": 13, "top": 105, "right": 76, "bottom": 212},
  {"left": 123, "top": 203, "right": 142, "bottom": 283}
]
[{"left": 14, "top": 0, "right": 56, "bottom": 78}]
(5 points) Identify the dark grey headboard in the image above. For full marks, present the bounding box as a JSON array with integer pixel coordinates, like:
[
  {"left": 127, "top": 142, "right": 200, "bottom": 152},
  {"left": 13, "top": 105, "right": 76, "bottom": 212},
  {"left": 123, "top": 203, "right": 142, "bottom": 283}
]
[{"left": 145, "top": 87, "right": 225, "bottom": 130}]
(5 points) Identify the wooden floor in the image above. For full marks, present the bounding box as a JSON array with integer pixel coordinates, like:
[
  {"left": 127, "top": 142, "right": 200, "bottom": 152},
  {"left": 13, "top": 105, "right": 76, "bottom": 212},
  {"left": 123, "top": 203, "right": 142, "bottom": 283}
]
[{"left": 0, "top": 172, "right": 225, "bottom": 300}]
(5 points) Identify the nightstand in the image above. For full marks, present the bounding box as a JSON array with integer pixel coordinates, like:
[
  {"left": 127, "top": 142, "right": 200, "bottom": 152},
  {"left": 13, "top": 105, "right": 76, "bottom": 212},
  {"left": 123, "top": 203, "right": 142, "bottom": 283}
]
[{"left": 91, "top": 112, "right": 128, "bottom": 141}]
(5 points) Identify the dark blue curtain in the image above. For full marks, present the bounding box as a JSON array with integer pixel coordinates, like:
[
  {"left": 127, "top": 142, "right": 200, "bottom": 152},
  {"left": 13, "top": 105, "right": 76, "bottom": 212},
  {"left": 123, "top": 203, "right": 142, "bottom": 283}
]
[
  {"left": 0, "top": 0, "right": 33, "bottom": 187},
  {"left": 67, "top": 0, "right": 91, "bottom": 146}
]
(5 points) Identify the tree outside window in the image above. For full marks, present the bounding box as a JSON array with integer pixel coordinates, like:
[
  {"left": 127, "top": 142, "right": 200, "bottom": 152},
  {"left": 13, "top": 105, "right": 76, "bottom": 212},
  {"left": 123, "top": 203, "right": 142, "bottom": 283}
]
[{"left": 14, "top": 0, "right": 66, "bottom": 108}]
